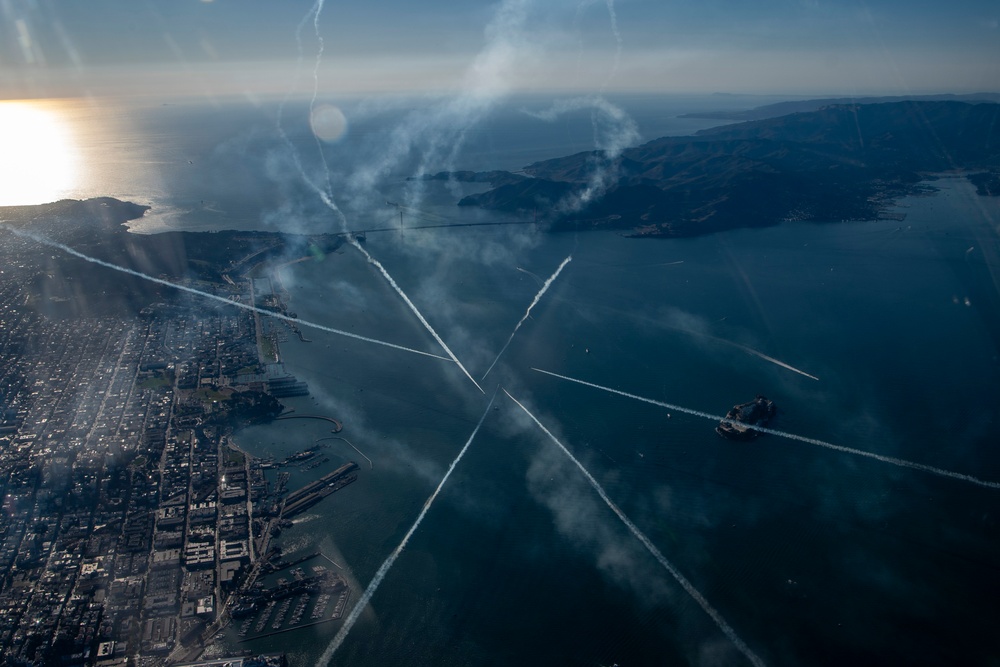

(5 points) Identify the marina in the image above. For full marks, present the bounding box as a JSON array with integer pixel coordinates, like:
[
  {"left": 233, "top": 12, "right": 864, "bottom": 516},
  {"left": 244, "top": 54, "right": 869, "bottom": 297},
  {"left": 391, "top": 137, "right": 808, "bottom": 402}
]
[{"left": 235, "top": 568, "right": 351, "bottom": 643}]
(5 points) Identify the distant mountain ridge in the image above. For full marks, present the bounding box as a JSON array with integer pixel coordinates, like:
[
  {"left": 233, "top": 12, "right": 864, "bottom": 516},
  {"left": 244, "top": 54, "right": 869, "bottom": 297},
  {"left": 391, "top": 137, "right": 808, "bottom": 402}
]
[
  {"left": 455, "top": 100, "right": 1000, "bottom": 237},
  {"left": 679, "top": 93, "right": 1000, "bottom": 122}
]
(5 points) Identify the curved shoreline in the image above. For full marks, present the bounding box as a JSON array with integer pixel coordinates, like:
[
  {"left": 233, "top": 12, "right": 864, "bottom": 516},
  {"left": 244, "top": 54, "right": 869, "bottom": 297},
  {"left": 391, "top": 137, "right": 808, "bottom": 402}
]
[
  {"left": 275, "top": 413, "right": 343, "bottom": 432},
  {"left": 316, "top": 436, "right": 374, "bottom": 470}
]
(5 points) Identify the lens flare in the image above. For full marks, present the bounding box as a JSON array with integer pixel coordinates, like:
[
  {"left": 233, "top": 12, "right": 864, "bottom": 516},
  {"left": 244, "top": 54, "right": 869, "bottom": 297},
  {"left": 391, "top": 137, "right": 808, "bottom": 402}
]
[
  {"left": 0, "top": 101, "right": 80, "bottom": 206},
  {"left": 310, "top": 103, "right": 348, "bottom": 142}
]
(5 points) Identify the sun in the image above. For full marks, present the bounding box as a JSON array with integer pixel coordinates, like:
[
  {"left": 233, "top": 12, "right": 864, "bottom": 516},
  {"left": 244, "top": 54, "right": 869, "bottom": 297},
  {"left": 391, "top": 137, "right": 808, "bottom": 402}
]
[{"left": 0, "top": 101, "right": 80, "bottom": 207}]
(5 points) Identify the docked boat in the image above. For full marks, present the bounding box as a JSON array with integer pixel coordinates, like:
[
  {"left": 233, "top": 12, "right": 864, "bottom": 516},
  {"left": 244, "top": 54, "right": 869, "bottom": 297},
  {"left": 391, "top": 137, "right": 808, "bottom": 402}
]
[{"left": 716, "top": 395, "right": 776, "bottom": 440}]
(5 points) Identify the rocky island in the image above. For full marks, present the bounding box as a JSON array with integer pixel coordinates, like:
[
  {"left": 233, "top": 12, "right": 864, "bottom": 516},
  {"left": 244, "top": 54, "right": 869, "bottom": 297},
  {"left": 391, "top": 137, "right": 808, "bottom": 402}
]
[
  {"left": 716, "top": 396, "right": 777, "bottom": 440},
  {"left": 448, "top": 100, "right": 1000, "bottom": 238}
]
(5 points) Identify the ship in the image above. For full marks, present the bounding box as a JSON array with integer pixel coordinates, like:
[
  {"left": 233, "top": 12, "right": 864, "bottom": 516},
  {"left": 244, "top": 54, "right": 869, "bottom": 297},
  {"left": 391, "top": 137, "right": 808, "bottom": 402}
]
[{"left": 715, "top": 395, "right": 776, "bottom": 440}]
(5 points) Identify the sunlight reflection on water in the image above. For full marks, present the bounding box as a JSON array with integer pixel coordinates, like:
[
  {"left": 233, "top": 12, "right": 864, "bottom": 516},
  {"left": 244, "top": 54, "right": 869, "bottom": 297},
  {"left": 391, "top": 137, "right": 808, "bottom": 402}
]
[{"left": 0, "top": 100, "right": 80, "bottom": 206}]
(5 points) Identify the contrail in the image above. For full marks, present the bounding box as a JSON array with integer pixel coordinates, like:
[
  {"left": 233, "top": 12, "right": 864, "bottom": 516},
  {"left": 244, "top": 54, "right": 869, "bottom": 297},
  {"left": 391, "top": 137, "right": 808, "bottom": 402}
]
[
  {"left": 273, "top": 0, "right": 330, "bottom": 208},
  {"left": 531, "top": 367, "right": 1000, "bottom": 490},
  {"left": 503, "top": 388, "right": 766, "bottom": 667},
  {"left": 278, "top": 132, "right": 485, "bottom": 394},
  {"left": 731, "top": 343, "right": 819, "bottom": 381},
  {"left": 316, "top": 389, "right": 497, "bottom": 664},
  {"left": 603, "top": 0, "right": 623, "bottom": 88},
  {"left": 482, "top": 255, "right": 572, "bottom": 380},
  {"left": 282, "top": 2, "right": 484, "bottom": 395},
  {"left": 0, "top": 225, "right": 451, "bottom": 362},
  {"left": 547, "top": 294, "right": 817, "bottom": 381},
  {"left": 305, "top": 0, "right": 337, "bottom": 197},
  {"left": 348, "top": 234, "right": 485, "bottom": 394}
]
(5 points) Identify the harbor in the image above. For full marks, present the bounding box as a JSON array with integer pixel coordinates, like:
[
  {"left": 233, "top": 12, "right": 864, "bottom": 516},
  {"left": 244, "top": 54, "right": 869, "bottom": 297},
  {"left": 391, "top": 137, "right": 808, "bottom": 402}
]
[
  {"left": 233, "top": 560, "right": 352, "bottom": 643},
  {"left": 280, "top": 462, "right": 360, "bottom": 518}
]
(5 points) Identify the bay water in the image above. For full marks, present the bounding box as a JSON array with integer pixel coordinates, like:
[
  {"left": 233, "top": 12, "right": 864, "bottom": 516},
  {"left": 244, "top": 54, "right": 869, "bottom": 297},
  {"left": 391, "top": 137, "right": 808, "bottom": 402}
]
[{"left": 57, "top": 95, "right": 1000, "bottom": 665}]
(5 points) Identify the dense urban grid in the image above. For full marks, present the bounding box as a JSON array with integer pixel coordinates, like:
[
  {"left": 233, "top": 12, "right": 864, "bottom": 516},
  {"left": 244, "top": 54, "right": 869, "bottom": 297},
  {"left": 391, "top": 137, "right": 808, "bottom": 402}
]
[{"left": 0, "top": 226, "right": 336, "bottom": 667}]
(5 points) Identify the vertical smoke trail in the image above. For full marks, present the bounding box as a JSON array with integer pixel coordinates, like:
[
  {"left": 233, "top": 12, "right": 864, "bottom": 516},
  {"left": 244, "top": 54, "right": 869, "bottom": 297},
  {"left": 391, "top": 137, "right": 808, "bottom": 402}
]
[
  {"left": 531, "top": 367, "right": 1000, "bottom": 490},
  {"left": 0, "top": 225, "right": 452, "bottom": 361},
  {"left": 268, "top": 0, "right": 346, "bottom": 243},
  {"left": 344, "top": 0, "right": 534, "bottom": 218},
  {"left": 503, "top": 389, "right": 767, "bottom": 667},
  {"left": 316, "top": 390, "right": 497, "bottom": 665},
  {"left": 603, "top": 0, "right": 623, "bottom": 87},
  {"left": 305, "top": 0, "right": 338, "bottom": 198},
  {"left": 482, "top": 255, "right": 573, "bottom": 380},
  {"left": 278, "top": 1, "right": 484, "bottom": 395},
  {"left": 523, "top": 97, "right": 638, "bottom": 214}
]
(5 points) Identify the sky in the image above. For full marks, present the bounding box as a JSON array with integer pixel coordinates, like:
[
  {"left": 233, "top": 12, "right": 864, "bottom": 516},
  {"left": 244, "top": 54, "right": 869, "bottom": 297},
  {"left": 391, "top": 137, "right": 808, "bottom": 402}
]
[{"left": 0, "top": 0, "right": 998, "bottom": 100}]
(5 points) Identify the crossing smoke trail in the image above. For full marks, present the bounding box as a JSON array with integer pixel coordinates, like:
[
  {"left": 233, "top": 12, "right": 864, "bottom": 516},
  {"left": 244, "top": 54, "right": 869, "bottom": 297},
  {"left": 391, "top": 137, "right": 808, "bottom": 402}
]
[
  {"left": 482, "top": 255, "right": 572, "bottom": 380},
  {"left": 316, "top": 390, "right": 497, "bottom": 665},
  {"left": 503, "top": 389, "right": 766, "bottom": 667},
  {"left": 0, "top": 225, "right": 452, "bottom": 362},
  {"left": 316, "top": 188, "right": 487, "bottom": 393},
  {"left": 277, "top": 2, "right": 485, "bottom": 395},
  {"left": 348, "top": 234, "right": 485, "bottom": 394},
  {"left": 531, "top": 367, "right": 1000, "bottom": 490}
]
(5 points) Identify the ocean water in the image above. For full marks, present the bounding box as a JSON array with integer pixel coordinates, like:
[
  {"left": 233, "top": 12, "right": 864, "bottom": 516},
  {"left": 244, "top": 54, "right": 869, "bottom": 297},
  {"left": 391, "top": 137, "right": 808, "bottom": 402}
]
[{"left": 58, "top": 96, "right": 1000, "bottom": 665}]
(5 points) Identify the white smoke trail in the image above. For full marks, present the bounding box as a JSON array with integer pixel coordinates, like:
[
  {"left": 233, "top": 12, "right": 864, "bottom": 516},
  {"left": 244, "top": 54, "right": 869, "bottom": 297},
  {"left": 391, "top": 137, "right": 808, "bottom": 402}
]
[
  {"left": 0, "top": 224, "right": 452, "bottom": 362},
  {"left": 279, "top": 2, "right": 484, "bottom": 395},
  {"left": 524, "top": 96, "right": 638, "bottom": 213},
  {"left": 316, "top": 390, "right": 497, "bottom": 665},
  {"left": 573, "top": 302, "right": 816, "bottom": 381},
  {"left": 603, "top": 0, "right": 623, "bottom": 87},
  {"left": 301, "top": 183, "right": 484, "bottom": 394},
  {"left": 348, "top": 235, "right": 485, "bottom": 394},
  {"left": 503, "top": 389, "right": 767, "bottom": 667},
  {"left": 309, "top": 0, "right": 326, "bottom": 111},
  {"left": 271, "top": 0, "right": 331, "bottom": 214},
  {"left": 531, "top": 367, "right": 1000, "bottom": 490},
  {"left": 482, "top": 255, "right": 573, "bottom": 380},
  {"left": 345, "top": 0, "right": 534, "bottom": 215},
  {"left": 734, "top": 345, "right": 819, "bottom": 382},
  {"left": 305, "top": 0, "right": 338, "bottom": 197}
]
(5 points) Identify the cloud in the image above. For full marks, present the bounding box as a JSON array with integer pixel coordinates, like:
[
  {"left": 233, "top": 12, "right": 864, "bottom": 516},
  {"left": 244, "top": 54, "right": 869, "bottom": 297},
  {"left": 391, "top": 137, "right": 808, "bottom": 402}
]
[
  {"left": 523, "top": 95, "right": 639, "bottom": 214},
  {"left": 499, "top": 392, "right": 674, "bottom": 606}
]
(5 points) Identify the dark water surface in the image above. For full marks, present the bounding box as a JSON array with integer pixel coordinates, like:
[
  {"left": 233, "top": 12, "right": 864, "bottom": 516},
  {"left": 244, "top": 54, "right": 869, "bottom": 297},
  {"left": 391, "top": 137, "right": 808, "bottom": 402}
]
[
  {"left": 65, "top": 95, "right": 1000, "bottom": 665},
  {"left": 232, "top": 173, "right": 1000, "bottom": 666}
]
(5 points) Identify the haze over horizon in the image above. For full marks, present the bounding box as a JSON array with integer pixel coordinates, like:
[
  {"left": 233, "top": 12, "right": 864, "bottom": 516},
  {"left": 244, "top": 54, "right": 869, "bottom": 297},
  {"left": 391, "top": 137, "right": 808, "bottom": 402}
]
[{"left": 1, "top": 0, "right": 998, "bottom": 101}]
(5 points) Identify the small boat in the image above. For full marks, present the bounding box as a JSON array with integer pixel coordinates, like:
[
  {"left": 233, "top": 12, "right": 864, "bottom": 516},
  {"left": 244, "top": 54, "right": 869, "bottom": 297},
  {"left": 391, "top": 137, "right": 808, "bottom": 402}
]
[{"left": 716, "top": 395, "right": 776, "bottom": 440}]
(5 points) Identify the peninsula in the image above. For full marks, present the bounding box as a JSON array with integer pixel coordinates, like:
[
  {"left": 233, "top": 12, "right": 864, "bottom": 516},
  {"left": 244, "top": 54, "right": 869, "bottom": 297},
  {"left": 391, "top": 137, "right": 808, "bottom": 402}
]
[
  {"left": 0, "top": 199, "right": 360, "bottom": 665},
  {"left": 450, "top": 100, "right": 1000, "bottom": 238}
]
